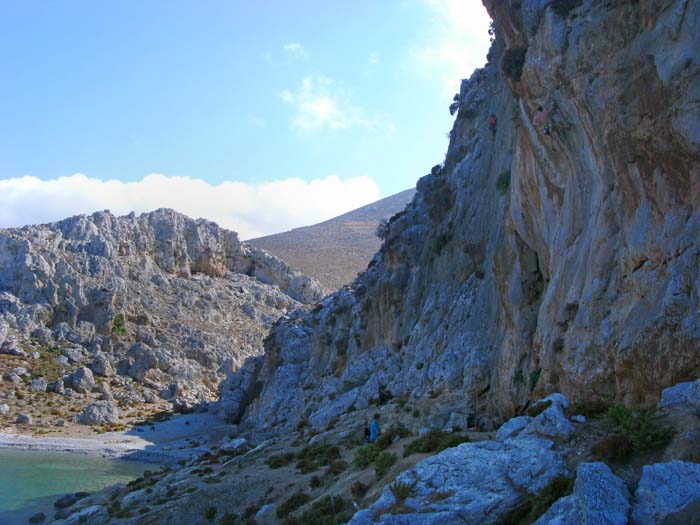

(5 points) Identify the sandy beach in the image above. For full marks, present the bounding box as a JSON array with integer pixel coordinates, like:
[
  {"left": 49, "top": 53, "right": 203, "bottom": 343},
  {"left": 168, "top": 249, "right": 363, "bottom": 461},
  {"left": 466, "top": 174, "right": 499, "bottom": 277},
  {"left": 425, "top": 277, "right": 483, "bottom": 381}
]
[{"left": 0, "top": 412, "right": 231, "bottom": 463}]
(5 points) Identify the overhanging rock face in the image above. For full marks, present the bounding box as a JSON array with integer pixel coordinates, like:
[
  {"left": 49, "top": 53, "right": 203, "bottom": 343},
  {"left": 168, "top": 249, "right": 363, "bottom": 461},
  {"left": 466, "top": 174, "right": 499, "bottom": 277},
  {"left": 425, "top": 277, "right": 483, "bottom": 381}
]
[{"left": 222, "top": 0, "right": 700, "bottom": 431}]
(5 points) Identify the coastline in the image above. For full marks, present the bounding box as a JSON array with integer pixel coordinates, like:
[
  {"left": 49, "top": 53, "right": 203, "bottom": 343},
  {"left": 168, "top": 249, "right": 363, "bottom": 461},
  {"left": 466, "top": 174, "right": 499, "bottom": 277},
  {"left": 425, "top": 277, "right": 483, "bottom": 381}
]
[{"left": 0, "top": 412, "right": 230, "bottom": 463}]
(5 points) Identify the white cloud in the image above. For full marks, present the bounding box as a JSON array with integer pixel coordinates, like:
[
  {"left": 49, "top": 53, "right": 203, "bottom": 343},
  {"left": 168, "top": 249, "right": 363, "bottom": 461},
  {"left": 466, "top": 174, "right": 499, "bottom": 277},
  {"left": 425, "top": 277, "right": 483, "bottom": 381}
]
[
  {"left": 278, "top": 75, "right": 393, "bottom": 132},
  {"left": 0, "top": 173, "right": 381, "bottom": 240},
  {"left": 369, "top": 51, "right": 380, "bottom": 65},
  {"left": 412, "top": 0, "right": 492, "bottom": 94},
  {"left": 282, "top": 42, "right": 309, "bottom": 60}
]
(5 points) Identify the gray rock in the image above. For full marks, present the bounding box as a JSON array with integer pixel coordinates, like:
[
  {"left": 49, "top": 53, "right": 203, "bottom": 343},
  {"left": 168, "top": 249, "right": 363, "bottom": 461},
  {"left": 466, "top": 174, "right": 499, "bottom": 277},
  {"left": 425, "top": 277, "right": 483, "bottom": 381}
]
[
  {"left": 348, "top": 437, "right": 568, "bottom": 525},
  {"left": 48, "top": 379, "right": 65, "bottom": 394},
  {"left": 0, "top": 338, "right": 26, "bottom": 357},
  {"left": 142, "top": 389, "right": 158, "bottom": 403},
  {"left": 29, "top": 377, "right": 47, "bottom": 392},
  {"left": 0, "top": 403, "right": 9, "bottom": 414},
  {"left": 496, "top": 416, "right": 533, "bottom": 441},
  {"left": 77, "top": 401, "right": 119, "bottom": 425},
  {"left": 61, "top": 504, "right": 108, "bottom": 525},
  {"left": 54, "top": 494, "right": 77, "bottom": 509},
  {"left": 254, "top": 503, "right": 278, "bottom": 525},
  {"left": 55, "top": 355, "right": 70, "bottom": 366},
  {"left": 28, "top": 511, "right": 46, "bottom": 523},
  {"left": 30, "top": 351, "right": 40, "bottom": 359},
  {"left": 533, "top": 462, "right": 630, "bottom": 525},
  {"left": 64, "top": 388, "right": 74, "bottom": 398},
  {"left": 0, "top": 322, "right": 7, "bottom": 347},
  {"left": 632, "top": 460, "right": 700, "bottom": 524},
  {"left": 659, "top": 380, "right": 700, "bottom": 410},
  {"left": 63, "top": 347, "right": 86, "bottom": 363},
  {"left": 16, "top": 413, "right": 32, "bottom": 424},
  {"left": 5, "top": 373, "right": 21, "bottom": 384},
  {"left": 67, "top": 367, "right": 95, "bottom": 393},
  {"left": 89, "top": 352, "right": 115, "bottom": 377}
]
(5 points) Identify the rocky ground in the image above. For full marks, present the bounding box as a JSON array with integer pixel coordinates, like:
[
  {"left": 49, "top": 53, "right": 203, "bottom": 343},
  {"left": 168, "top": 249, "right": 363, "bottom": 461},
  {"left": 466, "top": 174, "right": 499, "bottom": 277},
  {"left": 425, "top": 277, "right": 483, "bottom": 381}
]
[
  {"left": 46, "top": 381, "right": 700, "bottom": 524},
  {"left": 0, "top": 209, "right": 323, "bottom": 435}
]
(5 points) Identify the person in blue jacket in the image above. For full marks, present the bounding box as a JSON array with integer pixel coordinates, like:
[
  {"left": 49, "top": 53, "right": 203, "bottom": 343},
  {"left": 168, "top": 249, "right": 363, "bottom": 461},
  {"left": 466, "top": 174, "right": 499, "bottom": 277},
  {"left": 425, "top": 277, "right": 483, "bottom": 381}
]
[{"left": 369, "top": 413, "right": 381, "bottom": 443}]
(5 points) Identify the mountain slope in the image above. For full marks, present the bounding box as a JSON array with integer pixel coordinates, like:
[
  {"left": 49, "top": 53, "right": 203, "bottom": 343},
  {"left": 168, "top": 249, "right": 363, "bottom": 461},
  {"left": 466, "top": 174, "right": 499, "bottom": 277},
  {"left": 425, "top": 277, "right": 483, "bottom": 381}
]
[
  {"left": 248, "top": 189, "right": 416, "bottom": 292},
  {"left": 0, "top": 209, "right": 322, "bottom": 431}
]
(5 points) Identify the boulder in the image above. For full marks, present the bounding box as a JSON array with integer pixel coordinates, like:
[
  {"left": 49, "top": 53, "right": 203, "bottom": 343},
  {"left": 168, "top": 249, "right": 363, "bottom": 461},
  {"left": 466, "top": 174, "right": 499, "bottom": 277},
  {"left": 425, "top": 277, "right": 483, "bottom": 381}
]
[
  {"left": 533, "top": 462, "right": 630, "bottom": 525},
  {"left": 77, "top": 401, "right": 119, "bottom": 425},
  {"left": 29, "top": 377, "right": 48, "bottom": 392},
  {"left": 54, "top": 494, "right": 77, "bottom": 509},
  {"left": 48, "top": 379, "right": 65, "bottom": 394},
  {"left": 89, "top": 352, "right": 115, "bottom": 377},
  {"left": 659, "top": 380, "right": 700, "bottom": 410},
  {"left": 0, "top": 403, "right": 9, "bottom": 414},
  {"left": 0, "top": 338, "right": 26, "bottom": 357},
  {"left": 632, "top": 460, "right": 700, "bottom": 524},
  {"left": 28, "top": 512, "right": 46, "bottom": 523},
  {"left": 67, "top": 367, "right": 95, "bottom": 393},
  {"left": 16, "top": 413, "right": 31, "bottom": 424},
  {"left": 348, "top": 437, "right": 568, "bottom": 525}
]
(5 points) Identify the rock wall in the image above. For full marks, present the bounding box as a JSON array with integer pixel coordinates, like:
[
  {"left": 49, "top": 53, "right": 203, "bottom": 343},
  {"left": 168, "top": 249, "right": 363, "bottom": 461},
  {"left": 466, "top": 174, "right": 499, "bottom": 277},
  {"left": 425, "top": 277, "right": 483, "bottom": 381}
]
[{"left": 222, "top": 0, "right": 700, "bottom": 429}]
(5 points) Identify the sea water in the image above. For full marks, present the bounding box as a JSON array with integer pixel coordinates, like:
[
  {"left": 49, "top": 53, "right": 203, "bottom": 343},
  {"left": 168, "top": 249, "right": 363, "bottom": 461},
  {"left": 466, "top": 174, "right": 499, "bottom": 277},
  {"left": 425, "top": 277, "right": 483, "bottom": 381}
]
[{"left": 0, "top": 449, "right": 153, "bottom": 524}]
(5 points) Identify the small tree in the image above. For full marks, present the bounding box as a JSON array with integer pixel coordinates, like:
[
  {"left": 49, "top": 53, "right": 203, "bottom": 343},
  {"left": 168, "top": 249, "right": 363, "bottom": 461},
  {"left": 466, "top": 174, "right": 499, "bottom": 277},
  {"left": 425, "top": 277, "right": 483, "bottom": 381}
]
[{"left": 375, "top": 218, "right": 390, "bottom": 240}]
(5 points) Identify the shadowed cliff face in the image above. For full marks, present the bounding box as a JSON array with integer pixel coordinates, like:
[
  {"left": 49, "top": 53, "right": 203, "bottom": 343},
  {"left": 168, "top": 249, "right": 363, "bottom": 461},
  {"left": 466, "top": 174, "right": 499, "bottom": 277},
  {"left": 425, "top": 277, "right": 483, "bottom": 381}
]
[{"left": 221, "top": 0, "right": 700, "bottom": 430}]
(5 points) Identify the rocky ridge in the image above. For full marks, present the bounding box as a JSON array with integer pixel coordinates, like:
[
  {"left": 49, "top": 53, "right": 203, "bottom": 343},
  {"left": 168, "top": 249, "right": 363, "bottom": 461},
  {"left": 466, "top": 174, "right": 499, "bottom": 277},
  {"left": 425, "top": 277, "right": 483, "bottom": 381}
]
[{"left": 0, "top": 208, "right": 322, "bottom": 430}]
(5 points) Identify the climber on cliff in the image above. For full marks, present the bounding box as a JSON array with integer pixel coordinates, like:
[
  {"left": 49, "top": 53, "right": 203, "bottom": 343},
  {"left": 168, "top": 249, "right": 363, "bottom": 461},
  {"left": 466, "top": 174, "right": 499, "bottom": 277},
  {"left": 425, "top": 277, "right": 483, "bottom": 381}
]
[
  {"left": 488, "top": 113, "right": 497, "bottom": 140},
  {"left": 532, "top": 106, "right": 551, "bottom": 135},
  {"left": 369, "top": 413, "right": 381, "bottom": 443}
]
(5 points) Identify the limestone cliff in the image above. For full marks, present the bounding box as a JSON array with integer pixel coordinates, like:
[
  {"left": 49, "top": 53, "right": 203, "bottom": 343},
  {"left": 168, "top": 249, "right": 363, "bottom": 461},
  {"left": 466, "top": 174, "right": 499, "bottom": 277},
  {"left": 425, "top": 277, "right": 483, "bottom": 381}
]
[
  {"left": 221, "top": 0, "right": 700, "bottom": 430},
  {"left": 0, "top": 209, "right": 323, "bottom": 427}
]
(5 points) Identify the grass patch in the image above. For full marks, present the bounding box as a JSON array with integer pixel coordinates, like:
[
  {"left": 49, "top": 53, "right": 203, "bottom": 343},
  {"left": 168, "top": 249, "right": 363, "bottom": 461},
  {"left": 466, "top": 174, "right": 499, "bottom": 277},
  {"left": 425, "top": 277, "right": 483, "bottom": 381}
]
[
  {"left": 353, "top": 444, "right": 380, "bottom": 468},
  {"left": 290, "top": 495, "right": 354, "bottom": 525},
  {"left": 374, "top": 451, "right": 397, "bottom": 478},
  {"left": 375, "top": 423, "right": 413, "bottom": 450},
  {"left": 111, "top": 313, "right": 127, "bottom": 337},
  {"left": 276, "top": 491, "right": 310, "bottom": 518},
  {"left": 204, "top": 506, "right": 217, "bottom": 520},
  {"left": 403, "top": 429, "right": 470, "bottom": 457},
  {"left": 389, "top": 480, "right": 416, "bottom": 503},
  {"left": 296, "top": 443, "right": 341, "bottom": 474},
  {"left": 265, "top": 452, "right": 295, "bottom": 469}
]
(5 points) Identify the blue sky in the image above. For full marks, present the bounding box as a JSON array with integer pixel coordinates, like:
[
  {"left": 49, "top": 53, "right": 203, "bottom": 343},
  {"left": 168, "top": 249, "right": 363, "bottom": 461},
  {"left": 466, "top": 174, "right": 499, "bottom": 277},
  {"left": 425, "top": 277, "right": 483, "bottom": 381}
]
[{"left": 0, "top": 0, "right": 491, "bottom": 238}]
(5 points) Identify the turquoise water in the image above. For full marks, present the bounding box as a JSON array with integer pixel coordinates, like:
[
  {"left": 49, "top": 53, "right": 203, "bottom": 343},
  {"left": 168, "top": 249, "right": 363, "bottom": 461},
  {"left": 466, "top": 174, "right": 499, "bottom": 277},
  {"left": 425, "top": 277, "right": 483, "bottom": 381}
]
[{"left": 0, "top": 449, "right": 153, "bottom": 525}]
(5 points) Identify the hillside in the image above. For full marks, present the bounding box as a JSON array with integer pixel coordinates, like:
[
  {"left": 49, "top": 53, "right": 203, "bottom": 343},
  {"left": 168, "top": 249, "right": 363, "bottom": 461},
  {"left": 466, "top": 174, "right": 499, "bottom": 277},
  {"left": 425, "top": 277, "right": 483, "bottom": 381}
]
[
  {"left": 0, "top": 209, "right": 322, "bottom": 434},
  {"left": 27, "top": 0, "right": 700, "bottom": 523},
  {"left": 249, "top": 189, "right": 416, "bottom": 292}
]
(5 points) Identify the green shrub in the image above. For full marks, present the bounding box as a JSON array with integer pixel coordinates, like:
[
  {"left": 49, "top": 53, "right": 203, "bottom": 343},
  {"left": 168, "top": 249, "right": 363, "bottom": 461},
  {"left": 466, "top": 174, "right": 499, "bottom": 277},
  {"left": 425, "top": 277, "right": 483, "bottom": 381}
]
[
  {"left": 309, "top": 475, "right": 323, "bottom": 489},
  {"left": 204, "top": 506, "right": 217, "bottom": 520},
  {"left": 295, "top": 495, "right": 354, "bottom": 525},
  {"left": 403, "top": 429, "right": 470, "bottom": 457},
  {"left": 502, "top": 47, "right": 527, "bottom": 83},
  {"left": 265, "top": 452, "right": 295, "bottom": 469},
  {"left": 551, "top": 0, "right": 581, "bottom": 17},
  {"left": 496, "top": 171, "right": 511, "bottom": 195},
  {"left": 375, "top": 451, "right": 397, "bottom": 478},
  {"left": 592, "top": 434, "right": 634, "bottom": 462},
  {"left": 375, "top": 423, "right": 413, "bottom": 450},
  {"left": 276, "top": 491, "right": 310, "bottom": 518},
  {"left": 218, "top": 513, "right": 238, "bottom": 525},
  {"left": 325, "top": 459, "right": 348, "bottom": 476},
  {"left": 296, "top": 443, "right": 341, "bottom": 474},
  {"left": 514, "top": 370, "right": 525, "bottom": 386},
  {"left": 354, "top": 444, "right": 379, "bottom": 468},
  {"left": 111, "top": 313, "right": 127, "bottom": 337},
  {"left": 389, "top": 480, "right": 416, "bottom": 503},
  {"left": 603, "top": 405, "right": 674, "bottom": 453}
]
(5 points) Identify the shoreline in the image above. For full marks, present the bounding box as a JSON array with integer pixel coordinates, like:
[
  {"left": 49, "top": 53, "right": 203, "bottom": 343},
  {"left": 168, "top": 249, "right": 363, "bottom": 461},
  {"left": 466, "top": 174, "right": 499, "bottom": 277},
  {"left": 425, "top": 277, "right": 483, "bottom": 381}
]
[{"left": 0, "top": 412, "right": 230, "bottom": 463}]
